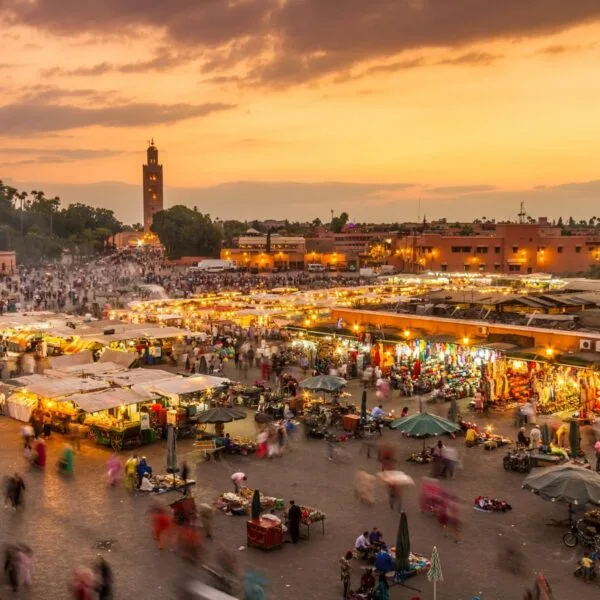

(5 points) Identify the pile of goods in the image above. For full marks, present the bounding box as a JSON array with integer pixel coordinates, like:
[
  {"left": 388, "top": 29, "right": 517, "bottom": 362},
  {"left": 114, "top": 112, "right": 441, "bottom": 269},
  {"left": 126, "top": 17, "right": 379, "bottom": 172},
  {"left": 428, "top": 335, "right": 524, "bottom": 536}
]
[
  {"left": 148, "top": 473, "right": 194, "bottom": 494},
  {"left": 229, "top": 436, "right": 256, "bottom": 454},
  {"left": 299, "top": 505, "right": 326, "bottom": 524},
  {"left": 473, "top": 496, "right": 512, "bottom": 513},
  {"left": 407, "top": 450, "right": 433, "bottom": 464},
  {"left": 216, "top": 488, "right": 278, "bottom": 515}
]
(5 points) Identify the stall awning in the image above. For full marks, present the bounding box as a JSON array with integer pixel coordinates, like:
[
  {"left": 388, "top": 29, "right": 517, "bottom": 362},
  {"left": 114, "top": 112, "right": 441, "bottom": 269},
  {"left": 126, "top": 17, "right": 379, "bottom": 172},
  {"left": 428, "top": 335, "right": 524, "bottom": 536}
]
[
  {"left": 504, "top": 347, "right": 551, "bottom": 363},
  {"left": 556, "top": 352, "right": 600, "bottom": 369},
  {"left": 472, "top": 341, "right": 518, "bottom": 352},
  {"left": 11, "top": 375, "right": 108, "bottom": 398},
  {"left": 56, "top": 362, "right": 127, "bottom": 377},
  {"left": 70, "top": 388, "right": 152, "bottom": 413},
  {"left": 147, "top": 375, "right": 230, "bottom": 397},
  {"left": 108, "top": 369, "right": 178, "bottom": 387},
  {"left": 48, "top": 350, "right": 93, "bottom": 370},
  {"left": 99, "top": 349, "right": 138, "bottom": 368}
]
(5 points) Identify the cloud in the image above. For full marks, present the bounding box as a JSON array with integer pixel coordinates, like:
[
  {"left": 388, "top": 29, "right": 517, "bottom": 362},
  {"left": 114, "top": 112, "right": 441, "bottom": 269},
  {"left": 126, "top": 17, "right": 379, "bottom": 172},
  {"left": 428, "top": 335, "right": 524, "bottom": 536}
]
[
  {"left": 429, "top": 184, "right": 496, "bottom": 194},
  {"left": 42, "top": 49, "right": 194, "bottom": 77},
  {"left": 437, "top": 51, "right": 501, "bottom": 66},
  {"left": 0, "top": 100, "right": 237, "bottom": 134},
  {"left": 2, "top": 0, "right": 600, "bottom": 86},
  {"left": 17, "top": 85, "right": 122, "bottom": 105},
  {"left": 0, "top": 147, "right": 122, "bottom": 165}
]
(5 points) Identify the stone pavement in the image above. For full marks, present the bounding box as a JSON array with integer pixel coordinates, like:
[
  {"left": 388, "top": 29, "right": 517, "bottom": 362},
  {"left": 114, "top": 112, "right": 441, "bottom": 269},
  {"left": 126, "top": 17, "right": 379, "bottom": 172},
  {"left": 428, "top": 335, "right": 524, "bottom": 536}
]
[{"left": 0, "top": 363, "right": 599, "bottom": 599}]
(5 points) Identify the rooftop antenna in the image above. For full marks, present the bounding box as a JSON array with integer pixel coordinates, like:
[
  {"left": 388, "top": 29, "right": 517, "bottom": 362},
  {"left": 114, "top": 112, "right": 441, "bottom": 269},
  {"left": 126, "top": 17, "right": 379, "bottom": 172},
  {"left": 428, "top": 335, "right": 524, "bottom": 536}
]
[{"left": 518, "top": 201, "right": 526, "bottom": 224}]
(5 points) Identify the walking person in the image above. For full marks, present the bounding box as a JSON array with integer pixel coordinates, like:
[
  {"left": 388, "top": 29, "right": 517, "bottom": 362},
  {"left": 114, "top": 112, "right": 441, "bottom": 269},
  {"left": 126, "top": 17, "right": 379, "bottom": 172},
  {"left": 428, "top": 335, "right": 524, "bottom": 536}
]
[
  {"left": 7, "top": 472, "right": 25, "bottom": 510},
  {"left": 124, "top": 455, "right": 138, "bottom": 492},
  {"left": 17, "top": 544, "right": 33, "bottom": 589},
  {"left": 287, "top": 499, "right": 302, "bottom": 544},
  {"left": 340, "top": 550, "right": 353, "bottom": 598},
  {"left": 181, "top": 460, "right": 190, "bottom": 495},
  {"left": 595, "top": 440, "right": 600, "bottom": 473},
  {"left": 106, "top": 454, "right": 121, "bottom": 487},
  {"left": 95, "top": 556, "right": 114, "bottom": 600}
]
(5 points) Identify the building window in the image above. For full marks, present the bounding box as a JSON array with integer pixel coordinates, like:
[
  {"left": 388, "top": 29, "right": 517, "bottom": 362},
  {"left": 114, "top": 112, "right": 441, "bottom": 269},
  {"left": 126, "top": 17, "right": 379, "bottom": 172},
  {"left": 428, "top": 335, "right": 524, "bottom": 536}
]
[
  {"left": 451, "top": 247, "right": 461, "bottom": 253},
  {"left": 478, "top": 264, "right": 485, "bottom": 272},
  {"left": 557, "top": 246, "right": 564, "bottom": 254},
  {"left": 576, "top": 246, "right": 582, "bottom": 253},
  {"left": 463, "top": 264, "right": 471, "bottom": 272},
  {"left": 512, "top": 246, "right": 518, "bottom": 254},
  {"left": 494, "top": 247, "right": 501, "bottom": 254},
  {"left": 494, "top": 264, "right": 501, "bottom": 272},
  {"left": 441, "top": 264, "right": 447, "bottom": 272},
  {"left": 537, "top": 246, "right": 545, "bottom": 251},
  {"left": 476, "top": 247, "right": 488, "bottom": 254},
  {"left": 508, "top": 264, "right": 521, "bottom": 272}
]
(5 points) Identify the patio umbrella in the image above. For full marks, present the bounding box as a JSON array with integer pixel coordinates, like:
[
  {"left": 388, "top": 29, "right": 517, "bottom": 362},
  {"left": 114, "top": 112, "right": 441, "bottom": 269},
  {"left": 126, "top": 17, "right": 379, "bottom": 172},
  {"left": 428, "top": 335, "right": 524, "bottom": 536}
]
[
  {"left": 360, "top": 390, "right": 367, "bottom": 425},
  {"left": 166, "top": 424, "right": 178, "bottom": 475},
  {"left": 569, "top": 421, "right": 581, "bottom": 457},
  {"left": 390, "top": 412, "right": 459, "bottom": 437},
  {"left": 299, "top": 375, "right": 347, "bottom": 393},
  {"left": 522, "top": 464, "right": 600, "bottom": 507},
  {"left": 427, "top": 546, "right": 443, "bottom": 600},
  {"left": 195, "top": 407, "right": 247, "bottom": 424},
  {"left": 396, "top": 511, "right": 411, "bottom": 573},
  {"left": 251, "top": 489, "right": 261, "bottom": 520},
  {"left": 541, "top": 423, "right": 550, "bottom": 447}
]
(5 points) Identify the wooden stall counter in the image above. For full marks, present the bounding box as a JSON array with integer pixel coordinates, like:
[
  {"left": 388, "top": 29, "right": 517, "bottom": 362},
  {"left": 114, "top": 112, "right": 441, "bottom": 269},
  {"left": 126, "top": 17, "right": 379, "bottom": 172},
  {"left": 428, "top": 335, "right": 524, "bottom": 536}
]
[
  {"left": 343, "top": 414, "right": 360, "bottom": 432},
  {"left": 247, "top": 518, "right": 283, "bottom": 550}
]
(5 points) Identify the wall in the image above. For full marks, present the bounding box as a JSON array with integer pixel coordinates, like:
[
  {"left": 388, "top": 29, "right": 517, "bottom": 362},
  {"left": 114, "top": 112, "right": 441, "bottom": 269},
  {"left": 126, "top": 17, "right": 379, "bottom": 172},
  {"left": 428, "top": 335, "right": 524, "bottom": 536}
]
[{"left": 0, "top": 251, "right": 16, "bottom": 274}]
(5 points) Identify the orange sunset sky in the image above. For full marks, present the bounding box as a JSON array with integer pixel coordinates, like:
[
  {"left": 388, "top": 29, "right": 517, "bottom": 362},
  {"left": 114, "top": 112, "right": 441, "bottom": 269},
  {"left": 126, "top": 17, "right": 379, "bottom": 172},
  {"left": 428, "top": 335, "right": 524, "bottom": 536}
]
[{"left": 1, "top": 1, "right": 600, "bottom": 224}]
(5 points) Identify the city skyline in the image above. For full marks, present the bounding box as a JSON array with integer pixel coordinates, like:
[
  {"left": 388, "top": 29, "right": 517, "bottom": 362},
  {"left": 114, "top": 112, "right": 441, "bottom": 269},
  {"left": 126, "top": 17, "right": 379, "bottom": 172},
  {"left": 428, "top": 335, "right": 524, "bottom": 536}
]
[{"left": 2, "top": 2, "right": 600, "bottom": 223}]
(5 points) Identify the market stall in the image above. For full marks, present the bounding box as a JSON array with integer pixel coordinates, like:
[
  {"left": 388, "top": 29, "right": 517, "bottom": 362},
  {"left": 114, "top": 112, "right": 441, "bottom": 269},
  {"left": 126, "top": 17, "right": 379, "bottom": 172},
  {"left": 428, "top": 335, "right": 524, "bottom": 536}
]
[
  {"left": 216, "top": 488, "right": 279, "bottom": 515},
  {"left": 73, "top": 387, "right": 158, "bottom": 449}
]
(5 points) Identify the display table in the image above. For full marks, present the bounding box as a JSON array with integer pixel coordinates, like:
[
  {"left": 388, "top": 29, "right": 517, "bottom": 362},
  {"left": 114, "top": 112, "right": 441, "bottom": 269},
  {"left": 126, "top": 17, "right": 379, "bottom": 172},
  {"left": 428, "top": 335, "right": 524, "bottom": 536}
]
[
  {"left": 300, "top": 517, "right": 326, "bottom": 539},
  {"left": 343, "top": 414, "right": 360, "bottom": 432},
  {"left": 246, "top": 518, "right": 283, "bottom": 550}
]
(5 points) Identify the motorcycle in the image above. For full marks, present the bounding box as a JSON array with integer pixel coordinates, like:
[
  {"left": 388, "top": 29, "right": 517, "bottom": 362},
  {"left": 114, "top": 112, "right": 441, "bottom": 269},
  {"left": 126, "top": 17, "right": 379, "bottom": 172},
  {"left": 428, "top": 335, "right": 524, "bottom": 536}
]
[{"left": 563, "top": 519, "right": 600, "bottom": 551}]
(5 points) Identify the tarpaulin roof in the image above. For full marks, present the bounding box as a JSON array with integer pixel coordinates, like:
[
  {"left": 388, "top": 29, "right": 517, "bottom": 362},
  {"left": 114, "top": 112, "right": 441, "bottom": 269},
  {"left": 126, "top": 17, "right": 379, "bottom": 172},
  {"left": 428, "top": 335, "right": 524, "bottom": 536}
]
[
  {"left": 146, "top": 375, "right": 230, "bottom": 397},
  {"left": 70, "top": 387, "right": 153, "bottom": 413},
  {"left": 55, "top": 362, "right": 127, "bottom": 377},
  {"left": 12, "top": 375, "right": 108, "bottom": 398},
  {"left": 48, "top": 350, "right": 93, "bottom": 370},
  {"left": 98, "top": 349, "right": 137, "bottom": 368},
  {"left": 108, "top": 369, "right": 177, "bottom": 387}
]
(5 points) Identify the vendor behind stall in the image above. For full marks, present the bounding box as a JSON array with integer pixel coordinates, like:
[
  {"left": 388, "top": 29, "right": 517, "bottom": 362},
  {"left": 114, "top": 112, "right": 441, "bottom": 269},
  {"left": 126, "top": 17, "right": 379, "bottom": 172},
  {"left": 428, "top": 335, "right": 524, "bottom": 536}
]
[{"left": 136, "top": 457, "right": 153, "bottom": 487}]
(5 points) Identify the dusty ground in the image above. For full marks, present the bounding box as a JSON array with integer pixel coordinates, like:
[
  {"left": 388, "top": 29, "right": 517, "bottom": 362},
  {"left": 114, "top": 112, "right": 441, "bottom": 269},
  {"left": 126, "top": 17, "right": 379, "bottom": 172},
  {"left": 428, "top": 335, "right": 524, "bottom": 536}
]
[{"left": 1, "top": 361, "right": 599, "bottom": 599}]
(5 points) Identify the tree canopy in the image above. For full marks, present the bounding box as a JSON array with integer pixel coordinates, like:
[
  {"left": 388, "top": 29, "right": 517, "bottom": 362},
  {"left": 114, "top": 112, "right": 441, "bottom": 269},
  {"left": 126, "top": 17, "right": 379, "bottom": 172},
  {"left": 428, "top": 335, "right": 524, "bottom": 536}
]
[
  {"left": 151, "top": 205, "right": 222, "bottom": 258},
  {"left": 0, "top": 181, "right": 123, "bottom": 263}
]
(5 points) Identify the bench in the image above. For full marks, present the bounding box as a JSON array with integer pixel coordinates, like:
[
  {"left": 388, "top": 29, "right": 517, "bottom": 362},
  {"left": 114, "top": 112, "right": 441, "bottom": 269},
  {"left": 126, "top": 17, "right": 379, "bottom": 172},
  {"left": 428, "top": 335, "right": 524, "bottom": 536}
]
[{"left": 192, "top": 440, "right": 224, "bottom": 461}]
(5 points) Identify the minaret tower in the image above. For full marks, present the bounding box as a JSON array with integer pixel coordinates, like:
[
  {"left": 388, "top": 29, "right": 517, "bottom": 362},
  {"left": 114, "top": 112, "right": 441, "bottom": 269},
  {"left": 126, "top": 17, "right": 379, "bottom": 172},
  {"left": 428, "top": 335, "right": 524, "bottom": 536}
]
[{"left": 143, "top": 139, "right": 163, "bottom": 232}]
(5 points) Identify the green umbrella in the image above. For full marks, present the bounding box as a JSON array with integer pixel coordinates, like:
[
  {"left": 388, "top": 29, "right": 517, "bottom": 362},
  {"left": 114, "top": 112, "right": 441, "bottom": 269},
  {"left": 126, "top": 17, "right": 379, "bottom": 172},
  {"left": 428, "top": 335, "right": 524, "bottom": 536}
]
[
  {"left": 395, "top": 511, "right": 410, "bottom": 573},
  {"left": 427, "top": 546, "right": 443, "bottom": 600},
  {"left": 569, "top": 421, "right": 581, "bottom": 457},
  {"left": 299, "top": 375, "right": 347, "bottom": 393},
  {"left": 541, "top": 423, "right": 550, "bottom": 447},
  {"left": 390, "top": 412, "right": 460, "bottom": 437},
  {"left": 251, "top": 488, "right": 261, "bottom": 520}
]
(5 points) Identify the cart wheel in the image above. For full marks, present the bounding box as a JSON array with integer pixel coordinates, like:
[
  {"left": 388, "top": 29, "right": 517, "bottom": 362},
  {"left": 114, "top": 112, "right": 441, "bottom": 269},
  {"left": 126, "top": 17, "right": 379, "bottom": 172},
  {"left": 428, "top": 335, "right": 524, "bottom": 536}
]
[
  {"left": 563, "top": 531, "right": 578, "bottom": 548},
  {"left": 110, "top": 432, "right": 124, "bottom": 451}
]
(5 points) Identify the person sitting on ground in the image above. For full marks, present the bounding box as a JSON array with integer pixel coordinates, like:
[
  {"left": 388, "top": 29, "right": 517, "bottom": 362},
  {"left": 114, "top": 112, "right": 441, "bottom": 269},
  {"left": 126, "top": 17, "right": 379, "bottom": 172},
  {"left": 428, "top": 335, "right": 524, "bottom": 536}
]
[
  {"left": 465, "top": 426, "right": 478, "bottom": 448},
  {"left": 360, "top": 568, "right": 376, "bottom": 593},
  {"left": 369, "top": 527, "right": 383, "bottom": 547},
  {"left": 139, "top": 472, "right": 154, "bottom": 492},
  {"left": 371, "top": 405, "right": 385, "bottom": 420},
  {"left": 517, "top": 427, "right": 530, "bottom": 448},
  {"left": 354, "top": 531, "right": 371, "bottom": 559},
  {"left": 374, "top": 545, "right": 395, "bottom": 574}
]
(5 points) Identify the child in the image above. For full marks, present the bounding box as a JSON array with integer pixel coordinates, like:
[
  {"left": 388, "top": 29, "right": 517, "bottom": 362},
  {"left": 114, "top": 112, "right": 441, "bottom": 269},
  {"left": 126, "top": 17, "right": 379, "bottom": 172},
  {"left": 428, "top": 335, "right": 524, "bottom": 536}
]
[{"left": 580, "top": 551, "right": 595, "bottom": 583}]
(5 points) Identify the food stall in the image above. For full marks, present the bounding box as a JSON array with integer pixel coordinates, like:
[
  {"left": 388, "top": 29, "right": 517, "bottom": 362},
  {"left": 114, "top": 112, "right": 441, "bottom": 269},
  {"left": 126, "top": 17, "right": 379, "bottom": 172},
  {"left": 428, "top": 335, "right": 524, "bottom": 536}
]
[
  {"left": 74, "top": 387, "right": 157, "bottom": 450},
  {"left": 5, "top": 374, "right": 108, "bottom": 423},
  {"left": 216, "top": 488, "right": 279, "bottom": 515}
]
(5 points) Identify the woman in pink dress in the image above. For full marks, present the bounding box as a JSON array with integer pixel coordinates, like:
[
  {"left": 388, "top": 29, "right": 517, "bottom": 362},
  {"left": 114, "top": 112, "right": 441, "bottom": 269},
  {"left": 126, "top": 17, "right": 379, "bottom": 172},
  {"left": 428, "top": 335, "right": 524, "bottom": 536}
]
[{"left": 106, "top": 454, "right": 121, "bottom": 487}]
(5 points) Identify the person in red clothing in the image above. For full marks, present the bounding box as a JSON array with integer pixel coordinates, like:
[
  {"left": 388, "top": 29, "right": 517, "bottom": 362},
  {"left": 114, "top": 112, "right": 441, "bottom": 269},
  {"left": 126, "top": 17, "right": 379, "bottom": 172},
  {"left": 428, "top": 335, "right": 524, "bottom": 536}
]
[{"left": 150, "top": 505, "right": 172, "bottom": 550}]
